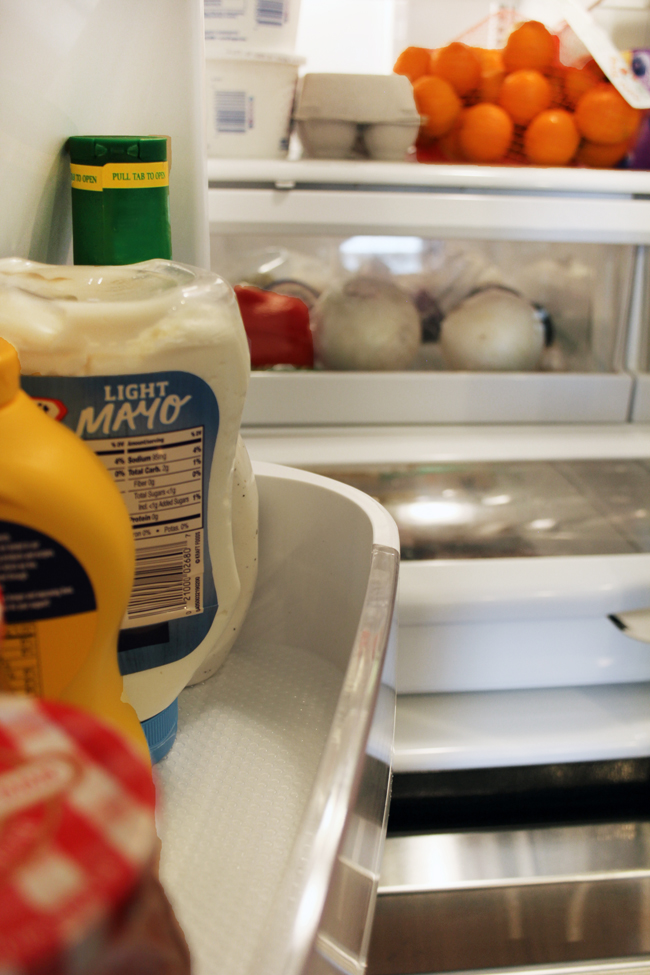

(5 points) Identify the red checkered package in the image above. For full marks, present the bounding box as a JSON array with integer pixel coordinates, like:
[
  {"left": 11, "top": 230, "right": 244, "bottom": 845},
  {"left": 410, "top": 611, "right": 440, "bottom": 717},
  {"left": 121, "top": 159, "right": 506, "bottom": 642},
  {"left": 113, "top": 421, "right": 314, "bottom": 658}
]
[{"left": 0, "top": 695, "right": 190, "bottom": 974}]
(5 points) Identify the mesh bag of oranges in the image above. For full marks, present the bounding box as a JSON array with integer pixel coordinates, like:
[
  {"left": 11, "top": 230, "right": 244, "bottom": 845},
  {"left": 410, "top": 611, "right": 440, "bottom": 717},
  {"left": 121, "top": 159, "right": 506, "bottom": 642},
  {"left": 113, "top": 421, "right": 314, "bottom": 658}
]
[{"left": 394, "top": 13, "right": 645, "bottom": 167}]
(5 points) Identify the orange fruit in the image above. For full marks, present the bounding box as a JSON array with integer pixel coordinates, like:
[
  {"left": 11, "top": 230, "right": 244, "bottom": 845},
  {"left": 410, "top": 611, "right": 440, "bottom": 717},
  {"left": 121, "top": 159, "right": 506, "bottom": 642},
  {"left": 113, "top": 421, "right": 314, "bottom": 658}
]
[
  {"left": 498, "top": 69, "right": 552, "bottom": 125},
  {"left": 438, "top": 112, "right": 467, "bottom": 161},
  {"left": 576, "top": 138, "right": 631, "bottom": 168},
  {"left": 431, "top": 41, "right": 481, "bottom": 96},
  {"left": 575, "top": 83, "right": 641, "bottom": 144},
  {"left": 459, "top": 103, "right": 514, "bottom": 162},
  {"left": 474, "top": 47, "right": 507, "bottom": 103},
  {"left": 412, "top": 75, "right": 462, "bottom": 137},
  {"left": 503, "top": 20, "right": 556, "bottom": 73},
  {"left": 393, "top": 46, "right": 432, "bottom": 83},
  {"left": 524, "top": 108, "right": 580, "bottom": 165},
  {"left": 563, "top": 64, "right": 599, "bottom": 109}
]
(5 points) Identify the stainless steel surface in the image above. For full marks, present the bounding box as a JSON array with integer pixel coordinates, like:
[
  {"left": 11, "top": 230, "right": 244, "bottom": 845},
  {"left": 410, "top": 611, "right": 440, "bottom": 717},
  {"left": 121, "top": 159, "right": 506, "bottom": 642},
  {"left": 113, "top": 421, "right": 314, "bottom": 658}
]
[
  {"left": 420, "top": 959, "right": 650, "bottom": 975},
  {"left": 368, "top": 825, "right": 650, "bottom": 975},
  {"left": 380, "top": 824, "right": 650, "bottom": 893},
  {"left": 308, "top": 461, "right": 650, "bottom": 561}
]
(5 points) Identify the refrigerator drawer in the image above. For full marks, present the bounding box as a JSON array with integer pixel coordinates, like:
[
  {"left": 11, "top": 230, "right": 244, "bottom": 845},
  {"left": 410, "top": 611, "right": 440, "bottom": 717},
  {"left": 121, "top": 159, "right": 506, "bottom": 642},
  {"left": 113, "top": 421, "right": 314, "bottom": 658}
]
[{"left": 368, "top": 827, "right": 650, "bottom": 975}]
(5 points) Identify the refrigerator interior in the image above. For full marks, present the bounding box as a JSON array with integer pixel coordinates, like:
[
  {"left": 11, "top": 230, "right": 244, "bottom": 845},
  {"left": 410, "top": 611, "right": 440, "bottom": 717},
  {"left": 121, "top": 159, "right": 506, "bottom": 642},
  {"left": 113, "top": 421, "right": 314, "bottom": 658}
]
[
  {"left": 229, "top": 59, "right": 650, "bottom": 943},
  {"left": 211, "top": 1, "right": 650, "bottom": 973},
  {"left": 208, "top": 0, "right": 650, "bottom": 962},
  {"left": 4, "top": 0, "right": 650, "bottom": 971}
]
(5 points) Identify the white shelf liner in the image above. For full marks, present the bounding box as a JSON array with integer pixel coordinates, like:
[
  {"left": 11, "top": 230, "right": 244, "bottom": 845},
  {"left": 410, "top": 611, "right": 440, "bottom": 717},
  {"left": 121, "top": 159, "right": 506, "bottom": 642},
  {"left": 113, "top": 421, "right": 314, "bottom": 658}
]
[{"left": 157, "top": 641, "right": 342, "bottom": 975}]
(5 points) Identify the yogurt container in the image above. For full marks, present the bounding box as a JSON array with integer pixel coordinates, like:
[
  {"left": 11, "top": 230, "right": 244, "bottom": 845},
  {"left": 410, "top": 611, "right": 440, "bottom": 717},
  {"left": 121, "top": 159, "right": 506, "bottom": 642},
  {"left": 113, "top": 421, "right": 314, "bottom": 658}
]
[
  {"left": 206, "top": 50, "right": 303, "bottom": 159},
  {"left": 204, "top": 0, "right": 302, "bottom": 54},
  {"left": 0, "top": 258, "right": 258, "bottom": 762}
]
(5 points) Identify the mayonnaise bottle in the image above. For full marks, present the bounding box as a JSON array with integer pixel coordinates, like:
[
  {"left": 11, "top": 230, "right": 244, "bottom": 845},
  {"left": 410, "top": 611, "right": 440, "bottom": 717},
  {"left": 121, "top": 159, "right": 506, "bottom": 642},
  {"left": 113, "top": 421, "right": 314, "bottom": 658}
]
[
  {"left": 0, "top": 337, "right": 149, "bottom": 760},
  {"left": 0, "top": 258, "right": 258, "bottom": 762}
]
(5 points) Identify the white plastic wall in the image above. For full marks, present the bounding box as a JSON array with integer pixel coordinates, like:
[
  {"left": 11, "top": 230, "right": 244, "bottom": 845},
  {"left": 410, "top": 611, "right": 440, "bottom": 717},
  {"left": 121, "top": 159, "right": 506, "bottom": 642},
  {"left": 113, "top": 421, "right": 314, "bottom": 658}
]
[
  {"left": 295, "top": 0, "right": 650, "bottom": 77},
  {"left": 0, "top": 0, "right": 209, "bottom": 268}
]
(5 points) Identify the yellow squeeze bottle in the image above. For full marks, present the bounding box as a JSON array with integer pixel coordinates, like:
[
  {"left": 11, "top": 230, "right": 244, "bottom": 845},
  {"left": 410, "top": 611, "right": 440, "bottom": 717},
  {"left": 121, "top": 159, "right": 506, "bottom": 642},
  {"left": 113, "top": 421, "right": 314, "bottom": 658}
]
[{"left": 0, "top": 338, "right": 149, "bottom": 760}]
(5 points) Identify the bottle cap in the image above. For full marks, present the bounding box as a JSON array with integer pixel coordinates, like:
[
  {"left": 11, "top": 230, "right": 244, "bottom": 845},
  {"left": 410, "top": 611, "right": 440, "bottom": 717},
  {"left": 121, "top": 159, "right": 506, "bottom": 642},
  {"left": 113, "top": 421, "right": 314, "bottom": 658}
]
[
  {"left": 68, "top": 135, "right": 169, "bottom": 165},
  {"left": 0, "top": 338, "right": 20, "bottom": 407},
  {"left": 141, "top": 697, "right": 179, "bottom": 764}
]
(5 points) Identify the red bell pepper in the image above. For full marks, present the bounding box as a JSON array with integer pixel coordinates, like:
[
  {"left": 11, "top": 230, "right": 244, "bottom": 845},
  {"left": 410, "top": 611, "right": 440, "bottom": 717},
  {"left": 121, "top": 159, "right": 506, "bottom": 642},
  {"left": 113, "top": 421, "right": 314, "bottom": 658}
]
[{"left": 234, "top": 285, "right": 314, "bottom": 369}]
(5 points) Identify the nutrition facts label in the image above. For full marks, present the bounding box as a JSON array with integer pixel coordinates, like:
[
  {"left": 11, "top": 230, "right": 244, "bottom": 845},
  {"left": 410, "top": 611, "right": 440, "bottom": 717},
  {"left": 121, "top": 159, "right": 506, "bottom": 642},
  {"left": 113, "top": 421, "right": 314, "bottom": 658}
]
[
  {"left": 88, "top": 427, "right": 205, "bottom": 627},
  {"left": 0, "top": 624, "right": 41, "bottom": 695}
]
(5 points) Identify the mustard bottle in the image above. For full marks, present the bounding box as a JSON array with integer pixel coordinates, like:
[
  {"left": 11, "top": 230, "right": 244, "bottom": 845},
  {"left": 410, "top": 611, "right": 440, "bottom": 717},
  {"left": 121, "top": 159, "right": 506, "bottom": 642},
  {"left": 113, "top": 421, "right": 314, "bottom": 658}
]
[{"left": 0, "top": 338, "right": 149, "bottom": 760}]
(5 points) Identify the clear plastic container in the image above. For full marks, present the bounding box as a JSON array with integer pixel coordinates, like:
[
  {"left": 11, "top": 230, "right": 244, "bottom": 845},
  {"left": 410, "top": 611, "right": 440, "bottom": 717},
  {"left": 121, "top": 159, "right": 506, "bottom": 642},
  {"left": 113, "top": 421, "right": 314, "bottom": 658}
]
[{"left": 210, "top": 233, "right": 635, "bottom": 423}]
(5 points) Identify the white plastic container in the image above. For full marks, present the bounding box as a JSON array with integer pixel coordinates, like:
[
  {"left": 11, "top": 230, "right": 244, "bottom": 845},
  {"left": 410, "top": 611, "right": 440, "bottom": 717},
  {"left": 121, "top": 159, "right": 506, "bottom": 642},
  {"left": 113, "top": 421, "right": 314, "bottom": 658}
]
[
  {"left": 206, "top": 50, "right": 302, "bottom": 159},
  {"left": 0, "top": 258, "right": 258, "bottom": 763},
  {"left": 294, "top": 73, "right": 420, "bottom": 161},
  {"left": 204, "top": 0, "right": 301, "bottom": 54}
]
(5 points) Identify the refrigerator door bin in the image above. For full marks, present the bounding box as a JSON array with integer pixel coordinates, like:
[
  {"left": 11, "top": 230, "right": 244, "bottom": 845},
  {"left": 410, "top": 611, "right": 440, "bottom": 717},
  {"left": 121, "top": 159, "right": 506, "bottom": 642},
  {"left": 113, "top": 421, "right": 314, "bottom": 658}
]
[{"left": 157, "top": 461, "right": 400, "bottom": 975}]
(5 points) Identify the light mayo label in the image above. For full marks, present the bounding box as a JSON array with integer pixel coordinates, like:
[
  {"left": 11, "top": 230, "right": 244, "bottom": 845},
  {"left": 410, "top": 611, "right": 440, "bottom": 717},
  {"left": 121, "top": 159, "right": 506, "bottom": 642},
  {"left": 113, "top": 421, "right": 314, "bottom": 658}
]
[
  {"left": 70, "top": 161, "right": 169, "bottom": 191},
  {"left": 22, "top": 371, "right": 218, "bottom": 676}
]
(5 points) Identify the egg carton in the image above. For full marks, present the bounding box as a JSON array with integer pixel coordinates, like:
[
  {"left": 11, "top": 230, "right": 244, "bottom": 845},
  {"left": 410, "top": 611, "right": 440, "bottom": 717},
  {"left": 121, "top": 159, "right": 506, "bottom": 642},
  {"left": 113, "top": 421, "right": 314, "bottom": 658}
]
[{"left": 294, "top": 73, "right": 420, "bottom": 160}]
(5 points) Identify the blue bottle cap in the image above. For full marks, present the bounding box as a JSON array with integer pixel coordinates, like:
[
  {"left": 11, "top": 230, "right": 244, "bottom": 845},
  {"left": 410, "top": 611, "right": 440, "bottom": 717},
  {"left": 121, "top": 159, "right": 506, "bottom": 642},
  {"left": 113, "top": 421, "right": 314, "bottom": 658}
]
[{"left": 141, "top": 698, "right": 178, "bottom": 764}]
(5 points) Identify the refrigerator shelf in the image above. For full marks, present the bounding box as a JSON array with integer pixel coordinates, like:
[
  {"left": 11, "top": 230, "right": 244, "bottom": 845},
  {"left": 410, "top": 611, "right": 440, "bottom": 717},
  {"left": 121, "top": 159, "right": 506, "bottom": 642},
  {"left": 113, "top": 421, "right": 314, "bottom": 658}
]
[
  {"left": 208, "top": 159, "right": 650, "bottom": 244},
  {"left": 207, "top": 158, "right": 650, "bottom": 197},
  {"left": 156, "top": 462, "right": 399, "bottom": 975},
  {"left": 393, "top": 683, "right": 650, "bottom": 772},
  {"left": 242, "top": 371, "right": 633, "bottom": 426}
]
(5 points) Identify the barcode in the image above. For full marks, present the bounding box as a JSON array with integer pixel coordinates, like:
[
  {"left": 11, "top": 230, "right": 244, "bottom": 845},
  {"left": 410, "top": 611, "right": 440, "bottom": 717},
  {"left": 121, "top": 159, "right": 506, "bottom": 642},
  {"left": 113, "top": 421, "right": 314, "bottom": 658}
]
[
  {"left": 128, "top": 543, "right": 192, "bottom": 620},
  {"left": 256, "top": 0, "right": 284, "bottom": 26},
  {"left": 216, "top": 90, "right": 246, "bottom": 133}
]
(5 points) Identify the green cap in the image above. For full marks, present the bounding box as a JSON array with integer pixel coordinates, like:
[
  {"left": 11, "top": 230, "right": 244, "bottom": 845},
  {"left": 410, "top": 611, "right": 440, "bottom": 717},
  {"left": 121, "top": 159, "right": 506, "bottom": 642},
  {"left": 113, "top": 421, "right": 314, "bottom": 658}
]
[
  {"left": 68, "top": 135, "right": 169, "bottom": 165},
  {"left": 68, "top": 136, "right": 172, "bottom": 266}
]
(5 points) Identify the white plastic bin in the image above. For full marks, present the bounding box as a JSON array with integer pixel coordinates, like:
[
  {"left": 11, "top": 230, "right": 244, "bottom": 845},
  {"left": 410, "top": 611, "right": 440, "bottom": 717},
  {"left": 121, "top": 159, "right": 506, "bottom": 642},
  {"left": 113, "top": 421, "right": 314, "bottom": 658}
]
[{"left": 157, "top": 461, "right": 399, "bottom": 975}]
